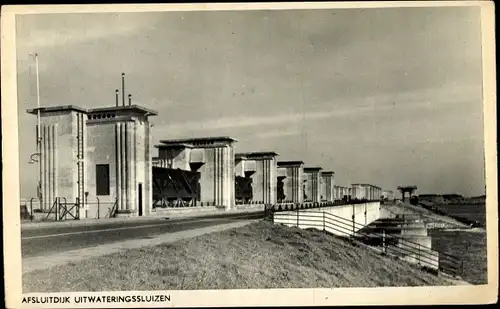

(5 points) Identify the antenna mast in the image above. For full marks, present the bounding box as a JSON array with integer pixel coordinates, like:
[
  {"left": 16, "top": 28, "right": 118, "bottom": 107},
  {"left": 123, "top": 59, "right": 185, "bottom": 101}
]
[
  {"left": 35, "top": 53, "right": 41, "bottom": 143},
  {"left": 33, "top": 52, "right": 42, "bottom": 201}
]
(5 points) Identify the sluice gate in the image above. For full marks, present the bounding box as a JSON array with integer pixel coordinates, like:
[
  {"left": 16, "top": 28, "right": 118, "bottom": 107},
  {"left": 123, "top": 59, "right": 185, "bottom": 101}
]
[
  {"left": 235, "top": 175, "right": 253, "bottom": 204},
  {"left": 152, "top": 166, "right": 201, "bottom": 208}
]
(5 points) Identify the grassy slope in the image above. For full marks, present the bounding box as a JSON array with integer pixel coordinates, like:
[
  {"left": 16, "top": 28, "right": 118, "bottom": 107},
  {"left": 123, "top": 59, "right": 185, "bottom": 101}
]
[{"left": 23, "top": 221, "right": 461, "bottom": 293}]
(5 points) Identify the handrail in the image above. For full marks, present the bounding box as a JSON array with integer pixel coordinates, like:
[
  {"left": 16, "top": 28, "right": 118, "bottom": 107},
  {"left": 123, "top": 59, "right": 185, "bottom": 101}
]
[
  {"left": 273, "top": 210, "right": 462, "bottom": 276},
  {"left": 29, "top": 197, "right": 37, "bottom": 221},
  {"left": 281, "top": 213, "right": 449, "bottom": 268},
  {"left": 325, "top": 211, "right": 461, "bottom": 267},
  {"left": 275, "top": 210, "right": 460, "bottom": 263},
  {"left": 281, "top": 213, "right": 442, "bottom": 261},
  {"left": 44, "top": 198, "right": 59, "bottom": 221},
  {"left": 105, "top": 198, "right": 119, "bottom": 218}
]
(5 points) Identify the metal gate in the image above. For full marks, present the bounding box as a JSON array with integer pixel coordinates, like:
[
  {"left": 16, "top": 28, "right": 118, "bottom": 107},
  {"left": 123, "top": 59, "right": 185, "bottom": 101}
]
[
  {"left": 235, "top": 176, "right": 253, "bottom": 203},
  {"left": 152, "top": 166, "right": 201, "bottom": 208}
]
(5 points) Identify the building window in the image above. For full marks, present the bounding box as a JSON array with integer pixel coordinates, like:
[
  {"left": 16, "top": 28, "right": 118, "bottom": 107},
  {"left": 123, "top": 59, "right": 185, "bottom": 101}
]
[{"left": 96, "top": 164, "right": 110, "bottom": 196}]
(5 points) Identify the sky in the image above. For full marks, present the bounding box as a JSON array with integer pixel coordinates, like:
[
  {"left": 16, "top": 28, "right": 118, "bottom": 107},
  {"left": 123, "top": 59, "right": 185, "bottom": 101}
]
[{"left": 15, "top": 6, "right": 486, "bottom": 198}]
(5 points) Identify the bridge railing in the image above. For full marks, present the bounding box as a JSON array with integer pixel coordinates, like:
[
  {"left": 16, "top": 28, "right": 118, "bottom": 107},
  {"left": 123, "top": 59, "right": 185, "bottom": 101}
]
[
  {"left": 272, "top": 210, "right": 463, "bottom": 277},
  {"left": 271, "top": 199, "right": 379, "bottom": 212}
]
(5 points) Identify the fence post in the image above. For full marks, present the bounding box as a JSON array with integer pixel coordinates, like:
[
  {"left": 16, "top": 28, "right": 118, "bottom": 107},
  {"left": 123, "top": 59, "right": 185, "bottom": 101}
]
[
  {"left": 364, "top": 203, "right": 367, "bottom": 225},
  {"left": 30, "top": 199, "right": 34, "bottom": 222},
  {"left": 417, "top": 243, "right": 421, "bottom": 265},
  {"left": 352, "top": 203, "right": 355, "bottom": 235},
  {"left": 323, "top": 212, "right": 325, "bottom": 231},
  {"left": 97, "top": 197, "right": 100, "bottom": 219},
  {"left": 382, "top": 229, "right": 386, "bottom": 253},
  {"left": 55, "top": 197, "right": 60, "bottom": 221},
  {"left": 296, "top": 210, "right": 299, "bottom": 227}
]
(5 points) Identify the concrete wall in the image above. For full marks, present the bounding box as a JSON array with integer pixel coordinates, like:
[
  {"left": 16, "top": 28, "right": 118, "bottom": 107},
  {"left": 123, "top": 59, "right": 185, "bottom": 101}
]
[
  {"left": 86, "top": 121, "right": 118, "bottom": 210},
  {"left": 86, "top": 117, "right": 152, "bottom": 218},
  {"left": 274, "top": 202, "right": 381, "bottom": 236},
  {"left": 197, "top": 146, "right": 235, "bottom": 209},
  {"left": 39, "top": 110, "right": 84, "bottom": 210},
  {"left": 157, "top": 147, "right": 191, "bottom": 170}
]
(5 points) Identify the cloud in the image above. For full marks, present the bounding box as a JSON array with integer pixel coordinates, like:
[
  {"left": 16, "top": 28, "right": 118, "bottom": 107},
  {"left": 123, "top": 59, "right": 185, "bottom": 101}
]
[
  {"left": 16, "top": 13, "right": 156, "bottom": 51},
  {"left": 255, "top": 128, "right": 302, "bottom": 139},
  {"left": 153, "top": 84, "right": 482, "bottom": 136}
]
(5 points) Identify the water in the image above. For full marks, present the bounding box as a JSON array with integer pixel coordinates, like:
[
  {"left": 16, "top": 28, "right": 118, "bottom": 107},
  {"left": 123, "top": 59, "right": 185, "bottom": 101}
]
[
  {"left": 428, "top": 202, "right": 488, "bottom": 284},
  {"left": 431, "top": 203, "right": 486, "bottom": 227}
]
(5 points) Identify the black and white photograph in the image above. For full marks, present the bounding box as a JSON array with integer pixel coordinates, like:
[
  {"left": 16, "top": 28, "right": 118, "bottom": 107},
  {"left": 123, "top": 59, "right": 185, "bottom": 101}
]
[{"left": 1, "top": 2, "right": 497, "bottom": 307}]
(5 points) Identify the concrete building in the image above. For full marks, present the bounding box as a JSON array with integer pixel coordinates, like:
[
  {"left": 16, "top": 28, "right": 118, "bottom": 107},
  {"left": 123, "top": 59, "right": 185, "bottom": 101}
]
[
  {"left": 277, "top": 161, "right": 304, "bottom": 203},
  {"left": 335, "top": 186, "right": 340, "bottom": 200},
  {"left": 157, "top": 137, "right": 236, "bottom": 210},
  {"left": 235, "top": 152, "right": 278, "bottom": 205},
  {"left": 320, "top": 171, "right": 335, "bottom": 202},
  {"left": 351, "top": 184, "right": 382, "bottom": 201},
  {"left": 337, "top": 186, "right": 350, "bottom": 200},
  {"left": 382, "top": 189, "right": 395, "bottom": 201},
  {"left": 303, "top": 167, "right": 322, "bottom": 202},
  {"left": 27, "top": 104, "right": 157, "bottom": 218}
]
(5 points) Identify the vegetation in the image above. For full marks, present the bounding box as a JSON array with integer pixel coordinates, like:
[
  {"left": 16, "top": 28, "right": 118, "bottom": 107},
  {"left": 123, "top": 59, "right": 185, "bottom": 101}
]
[{"left": 23, "top": 221, "right": 464, "bottom": 293}]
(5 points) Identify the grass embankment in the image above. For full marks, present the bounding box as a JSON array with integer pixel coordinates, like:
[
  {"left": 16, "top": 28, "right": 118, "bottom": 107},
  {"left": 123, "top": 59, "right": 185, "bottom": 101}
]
[{"left": 24, "top": 221, "right": 463, "bottom": 292}]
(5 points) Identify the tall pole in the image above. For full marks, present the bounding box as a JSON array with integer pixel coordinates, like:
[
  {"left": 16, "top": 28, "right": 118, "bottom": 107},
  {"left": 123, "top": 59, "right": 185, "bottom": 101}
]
[
  {"left": 35, "top": 53, "right": 42, "bottom": 206},
  {"left": 121, "top": 73, "right": 125, "bottom": 107}
]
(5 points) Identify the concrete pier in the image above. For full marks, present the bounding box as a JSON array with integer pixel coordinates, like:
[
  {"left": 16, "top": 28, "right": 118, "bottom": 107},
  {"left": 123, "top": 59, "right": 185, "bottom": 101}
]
[
  {"left": 303, "top": 167, "right": 322, "bottom": 202},
  {"left": 158, "top": 137, "right": 236, "bottom": 210},
  {"left": 320, "top": 171, "right": 335, "bottom": 202},
  {"left": 277, "top": 161, "right": 304, "bottom": 204},
  {"left": 352, "top": 183, "right": 381, "bottom": 201},
  {"left": 235, "top": 152, "right": 278, "bottom": 205}
]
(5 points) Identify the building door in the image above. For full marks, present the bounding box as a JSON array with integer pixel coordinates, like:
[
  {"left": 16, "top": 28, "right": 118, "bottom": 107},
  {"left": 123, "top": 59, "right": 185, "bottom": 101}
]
[{"left": 138, "top": 183, "right": 143, "bottom": 216}]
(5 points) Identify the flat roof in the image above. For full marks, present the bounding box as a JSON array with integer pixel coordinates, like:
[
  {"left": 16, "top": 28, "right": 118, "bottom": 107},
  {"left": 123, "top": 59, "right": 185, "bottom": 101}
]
[
  {"left": 160, "top": 136, "right": 237, "bottom": 145},
  {"left": 27, "top": 105, "right": 87, "bottom": 115},
  {"left": 89, "top": 105, "right": 158, "bottom": 116},
  {"left": 155, "top": 143, "right": 193, "bottom": 149},
  {"left": 27, "top": 104, "right": 158, "bottom": 116},
  {"left": 277, "top": 160, "right": 304, "bottom": 167},
  {"left": 236, "top": 151, "right": 279, "bottom": 158},
  {"left": 304, "top": 167, "right": 323, "bottom": 172},
  {"left": 352, "top": 183, "right": 382, "bottom": 189},
  {"left": 235, "top": 153, "right": 248, "bottom": 160}
]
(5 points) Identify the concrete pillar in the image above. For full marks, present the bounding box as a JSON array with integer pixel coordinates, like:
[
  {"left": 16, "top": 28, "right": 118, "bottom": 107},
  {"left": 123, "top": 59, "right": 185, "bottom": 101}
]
[
  {"left": 146, "top": 122, "right": 152, "bottom": 216},
  {"left": 159, "top": 137, "right": 236, "bottom": 210},
  {"left": 116, "top": 122, "right": 122, "bottom": 211},
  {"left": 277, "top": 161, "right": 304, "bottom": 204},
  {"left": 53, "top": 124, "right": 59, "bottom": 200},
  {"left": 120, "top": 123, "right": 126, "bottom": 211},
  {"left": 42, "top": 124, "right": 48, "bottom": 209},
  {"left": 304, "top": 167, "right": 322, "bottom": 202},
  {"left": 236, "top": 152, "right": 278, "bottom": 205},
  {"left": 320, "top": 171, "right": 334, "bottom": 202}
]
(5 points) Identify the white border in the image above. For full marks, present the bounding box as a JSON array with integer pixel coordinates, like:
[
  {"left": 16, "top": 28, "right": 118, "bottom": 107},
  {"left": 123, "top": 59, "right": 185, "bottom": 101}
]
[{"left": 1, "top": 2, "right": 498, "bottom": 307}]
